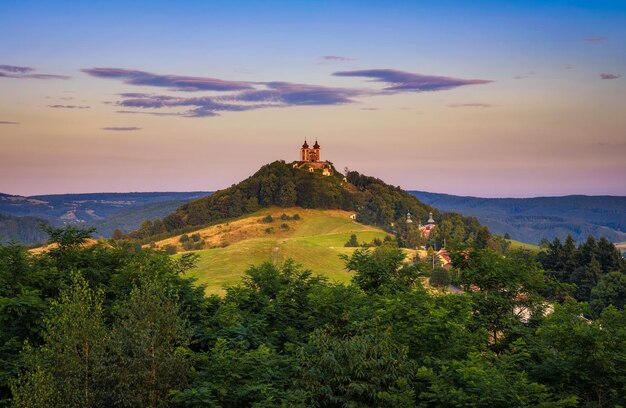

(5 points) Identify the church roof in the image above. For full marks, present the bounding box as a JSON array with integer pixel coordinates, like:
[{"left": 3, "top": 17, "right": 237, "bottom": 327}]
[
  {"left": 302, "top": 139, "right": 309, "bottom": 148},
  {"left": 313, "top": 140, "right": 320, "bottom": 149}
]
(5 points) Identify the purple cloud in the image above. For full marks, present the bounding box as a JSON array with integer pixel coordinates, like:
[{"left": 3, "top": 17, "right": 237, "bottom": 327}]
[
  {"left": 0, "top": 120, "right": 19, "bottom": 124},
  {"left": 47, "top": 105, "right": 90, "bottom": 109},
  {"left": 82, "top": 68, "right": 253, "bottom": 92},
  {"left": 0, "top": 65, "right": 69, "bottom": 80},
  {"left": 600, "top": 73, "right": 621, "bottom": 80},
  {"left": 585, "top": 36, "right": 607, "bottom": 43},
  {"left": 448, "top": 103, "right": 493, "bottom": 108},
  {"left": 0, "top": 65, "right": 34, "bottom": 73},
  {"left": 333, "top": 69, "right": 493, "bottom": 91},
  {"left": 319, "top": 55, "right": 355, "bottom": 62},
  {"left": 101, "top": 127, "right": 142, "bottom": 131}
]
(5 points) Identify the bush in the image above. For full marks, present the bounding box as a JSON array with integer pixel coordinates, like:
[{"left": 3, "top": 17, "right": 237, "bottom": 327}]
[
  {"left": 344, "top": 234, "right": 359, "bottom": 247},
  {"left": 292, "top": 214, "right": 300, "bottom": 220},
  {"left": 429, "top": 266, "right": 451, "bottom": 288},
  {"left": 280, "top": 214, "right": 290, "bottom": 220},
  {"left": 182, "top": 241, "right": 194, "bottom": 251},
  {"left": 265, "top": 227, "right": 274, "bottom": 234},
  {"left": 262, "top": 215, "right": 274, "bottom": 223},
  {"left": 179, "top": 234, "right": 190, "bottom": 243},
  {"left": 194, "top": 241, "right": 205, "bottom": 250},
  {"left": 191, "top": 233, "right": 202, "bottom": 242},
  {"left": 280, "top": 223, "right": 289, "bottom": 230},
  {"left": 164, "top": 244, "right": 178, "bottom": 255},
  {"left": 371, "top": 237, "right": 383, "bottom": 247}
]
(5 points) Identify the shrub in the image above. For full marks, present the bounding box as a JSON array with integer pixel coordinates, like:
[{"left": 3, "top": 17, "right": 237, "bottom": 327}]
[
  {"left": 371, "top": 237, "right": 383, "bottom": 247},
  {"left": 164, "top": 244, "right": 178, "bottom": 255},
  {"left": 344, "top": 234, "right": 359, "bottom": 247},
  {"left": 280, "top": 213, "right": 290, "bottom": 220},
  {"left": 265, "top": 227, "right": 274, "bottom": 234},
  {"left": 429, "top": 266, "right": 451, "bottom": 288},
  {"left": 179, "top": 234, "right": 190, "bottom": 243},
  {"left": 262, "top": 215, "right": 274, "bottom": 223},
  {"left": 280, "top": 223, "right": 289, "bottom": 230},
  {"left": 292, "top": 214, "right": 300, "bottom": 220},
  {"left": 191, "top": 233, "right": 202, "bottom": 242},
  {"left": 194, "top": 241, "right": 205, "bottom": 250}
]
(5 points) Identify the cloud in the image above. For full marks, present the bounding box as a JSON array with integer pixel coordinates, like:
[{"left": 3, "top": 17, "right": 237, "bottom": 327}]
[
  {"left": 0, "top": 65, "right": 34, "bottom": 73},
  {"left": 319, "top": 55, "right": 355, "bottom": 63},
  {"left": 101, "top": 127, "right": 142, "bottom": 131},
  {"left": 448, "top": 103, "right": 493, "bottom": 108},
  {"left": 0, "top": 64, "right": 70, "bottom": 80},
  {"left": 47, "top": 105, "right": 90, "bottom": 109},
  {"left": 333, "top": 69, "right": 493, "bottom": 91},
  {"left": 513, "top": 71, "right": 535, "bottom": 80},
  {"left": 92, "top": 67, "right": 491, "bottom": 118},
  {"left": 82, "top": 68, "right": 253, "bottom": 92},
  {"left": 0, "top": 120, "right": 19, "bottom": 124},
  {"left": 585, "top": 36, "right": 606, "bottom": 43},
  {"left": 600, "top": 73, "right": 621, "bottom": 80}
]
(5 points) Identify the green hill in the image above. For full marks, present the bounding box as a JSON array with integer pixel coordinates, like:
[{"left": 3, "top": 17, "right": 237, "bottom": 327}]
[{"left": 164, "top": 208, "right": 414, "bottom": 294}]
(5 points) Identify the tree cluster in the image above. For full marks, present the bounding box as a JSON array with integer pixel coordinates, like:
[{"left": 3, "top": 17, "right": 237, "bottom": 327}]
[{"left": 2, "top": 226, "right": 625, "bottom": 407}]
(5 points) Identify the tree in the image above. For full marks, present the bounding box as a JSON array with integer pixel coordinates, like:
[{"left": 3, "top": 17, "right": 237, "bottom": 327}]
[
  {"left": 590, "top": 271, "right": 626, "bottom": 316},
  {"left": 344, "top": 234, "right": 359, "bottom": 247},
  {"left": 341, "top": 244, "right": 419, "bottom": 294},
  {"left": 107, "top": 276, "right": 191, "bottom": 407},
  {"left": 112, "top": 229, "right": 124, "bottom": 241},
  {"left": 276, "top": 180, "right": 297, "bottom": 207},
  {"left": 12, "top": 273, "right": 107, "bottom": 408},
  {"left": 429, "top": 266, "right": 451, "bottom": 288}
]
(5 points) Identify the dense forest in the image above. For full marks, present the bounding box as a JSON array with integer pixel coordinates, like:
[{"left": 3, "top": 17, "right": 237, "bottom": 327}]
[
  {"left": 128, "top": 161, "right": 488, "bottom": 248},
  {"left": 1, "top": 226, "right": 625, "bottom": 407}
]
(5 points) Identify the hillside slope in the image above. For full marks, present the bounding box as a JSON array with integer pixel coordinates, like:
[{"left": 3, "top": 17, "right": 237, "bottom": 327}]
[
  {"left": 159, "top": 208, "right": 409, "bottom": 294},
  {"left": 0, "top": 212, "right": 49, "bottom": 244},
  {"left": 410, "top": 191, "right": 626, "bottom": 244}
]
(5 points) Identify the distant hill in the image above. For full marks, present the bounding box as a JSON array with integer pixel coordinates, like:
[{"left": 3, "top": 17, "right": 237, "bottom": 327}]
[
  {"left": 0, "top": 191, "right": 211, "bottom": 244},
  {"left": 410, "top": 191, "right": 626, "bottom": 244},
  {"left": 0, "top": 212, "right": 49, "bottom": 244}
]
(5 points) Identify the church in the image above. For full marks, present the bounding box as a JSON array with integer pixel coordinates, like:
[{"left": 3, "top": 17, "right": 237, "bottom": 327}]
[{"left": 292, "top": 139, "right": 333, "bottom": 176}]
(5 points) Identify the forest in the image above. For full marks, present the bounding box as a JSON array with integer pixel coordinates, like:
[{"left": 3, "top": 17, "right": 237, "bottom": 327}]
[{"left": 1, "top": 226, "right": 624, "bottom": 407}]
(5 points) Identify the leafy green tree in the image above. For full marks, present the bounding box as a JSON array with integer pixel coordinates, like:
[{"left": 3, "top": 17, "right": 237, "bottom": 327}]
[
  {"left": 342, "top": 244, "right": 419, "bottom": 294},
  {"left": 107, "top": 276, "right": 191, "bottom": 407},
  {"left": 296, "top": 329, "right": 415, "bottom": 407},
  {"left": 12, "top": 273, "right": 107, "bottom": 408},
  {"left": 277, "top": 180, "right": 297, "bottom": 207},
  {"left": 590, "top": 271, "right": 626, "bottom": 315}
]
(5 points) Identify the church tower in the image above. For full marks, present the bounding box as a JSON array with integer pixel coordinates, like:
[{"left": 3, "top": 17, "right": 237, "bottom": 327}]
[
  {"left": 301, "top": 139, "right": 310, "bottom": 161},
  {"left": 310, "top": 140, "right": 321, "bottom": 162}
]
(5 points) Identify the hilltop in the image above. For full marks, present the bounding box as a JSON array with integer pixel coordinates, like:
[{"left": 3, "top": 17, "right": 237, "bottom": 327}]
[
  {"left": 411, "top": 191, "right": 626, "bottom": 244},
  {"left": 130, "top": 160, "right": 488, "bottom": 250}
]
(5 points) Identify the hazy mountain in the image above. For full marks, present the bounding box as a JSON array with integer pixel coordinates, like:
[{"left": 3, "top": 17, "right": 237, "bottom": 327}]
[
  {"left": 410, "top": 191, "right": 626, "bottom": 244},
  {"left": 0, "top": 192, "right": 211, "bottom": 244}
]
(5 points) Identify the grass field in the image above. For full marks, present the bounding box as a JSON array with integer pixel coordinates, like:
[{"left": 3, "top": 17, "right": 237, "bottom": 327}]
[
  {"left": 508, "top": 239, "right": 540, "bottom": 252},
  {"left": 168, "top": 208, "right": 392, "bottom": 294}
]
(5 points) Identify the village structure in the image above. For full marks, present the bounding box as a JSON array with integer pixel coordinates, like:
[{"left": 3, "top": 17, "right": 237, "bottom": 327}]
[{"left": 293, "top": 140, "right": 334, "bottom": 176}]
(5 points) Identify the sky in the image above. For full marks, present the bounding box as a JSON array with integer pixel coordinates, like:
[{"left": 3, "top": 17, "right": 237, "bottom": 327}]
[{"left": 1, "top": 0, "right": 625, "bottom": 197}]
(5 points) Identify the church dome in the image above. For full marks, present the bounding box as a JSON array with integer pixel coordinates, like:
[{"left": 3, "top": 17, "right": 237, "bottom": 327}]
[
  {"left": 302, "top": 140, "right": 309, "bottom": 148},
  {"left": 313, "top": 140, "right": 320, "bottom": 149}
]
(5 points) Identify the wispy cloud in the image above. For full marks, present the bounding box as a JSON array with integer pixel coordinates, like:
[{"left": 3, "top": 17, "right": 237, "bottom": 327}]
[
  {"left": 513, "top": 71, "right": 535, "bottom": 80},
  {"left": 0, "top": 65, "right": 34, "bottom": 73},
  {"left": 82, "top": 68, "right": 253, "bottom": 92},
  {"left": 47, "top": 105, "right": 90, "bottom": 109},
  {"left": 333, "top": 69, "right": 493, "bottom": 91},
  {"left": 448, "top": 103, "right": 493, "bottom": 108},
  {"left": 101, "top": 127, "right": 142, "bottom": 131},
  {"left": 319, "top": 55, "right": 355, "bottom": 63},
  {"left": 90, "top": 67, "right": 492, "bottom": 118},
  {"left": 0, "top": 120, "right": 19, "bottom": 124},
  {"left": 0, "top": 64, "right": 70, "bottom": 80},
  {"left": 600, "top": 73, "right": 621, "bottom": 80},
  {"left": 585, "top": 36, "right": 607, "bottom": 43}
]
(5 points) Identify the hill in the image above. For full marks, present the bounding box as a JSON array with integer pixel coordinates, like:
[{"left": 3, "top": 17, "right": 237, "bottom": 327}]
[
  {"left": 0, "top": 191, "right": 211, "bottom": 244},
  {"left": 410, "top": 191, "right": 626, "bottom": 244},
  {"left": 156, "top": 207, "right": 414, "bottom": 294},
  {"left": 133, "top": 161, "right": 488, "bottom": 250},
  {"left": 0, "top": 212, "right": 49, "bottom": 244}
]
